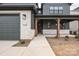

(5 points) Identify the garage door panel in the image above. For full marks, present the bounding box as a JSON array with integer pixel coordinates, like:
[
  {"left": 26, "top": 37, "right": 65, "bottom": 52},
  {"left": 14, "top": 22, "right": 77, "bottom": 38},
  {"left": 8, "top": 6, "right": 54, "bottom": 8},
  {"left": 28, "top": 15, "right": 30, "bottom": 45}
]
[{"left": 0, "top": 14, "right": 20, "bottom": 40}]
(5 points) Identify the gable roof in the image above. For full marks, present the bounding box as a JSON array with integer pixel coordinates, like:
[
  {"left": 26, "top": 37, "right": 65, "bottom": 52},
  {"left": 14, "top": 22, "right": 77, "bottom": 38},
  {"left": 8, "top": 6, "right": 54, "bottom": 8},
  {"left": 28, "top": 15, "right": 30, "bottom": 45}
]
[
  {"left": 72, "top": 7, "right": 79, "bottom": 12},
  {"left": 0, "top": 3, "right": 38, "bottom": 7},
  {"left": 0, "top": 3, "right": 38, "bottom": 13}
]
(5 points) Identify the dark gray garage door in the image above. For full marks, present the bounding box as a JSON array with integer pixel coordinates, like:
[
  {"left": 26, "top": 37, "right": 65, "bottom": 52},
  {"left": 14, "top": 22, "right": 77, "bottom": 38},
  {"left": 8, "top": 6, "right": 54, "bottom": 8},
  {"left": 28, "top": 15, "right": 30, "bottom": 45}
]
[{"left": 0, "top": 14, "right": 20, "bottom": 40}]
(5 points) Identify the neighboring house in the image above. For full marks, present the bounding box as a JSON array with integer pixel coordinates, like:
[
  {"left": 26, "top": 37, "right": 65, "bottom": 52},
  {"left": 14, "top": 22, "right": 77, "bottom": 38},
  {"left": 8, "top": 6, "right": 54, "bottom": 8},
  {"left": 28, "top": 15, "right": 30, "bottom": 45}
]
[
  {"left": 0, "top": 3, "right": 78, "bottom": 40},
  {"left": 70, "top": 8, "right": 79, "bottom": 35}
]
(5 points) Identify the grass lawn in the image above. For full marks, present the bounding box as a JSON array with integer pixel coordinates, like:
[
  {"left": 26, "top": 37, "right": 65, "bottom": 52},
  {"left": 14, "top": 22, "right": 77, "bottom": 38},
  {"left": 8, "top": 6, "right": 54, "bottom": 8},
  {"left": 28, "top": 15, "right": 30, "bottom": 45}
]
[{"left": 47, "top": 37, "right": 79, "bottom": 56}]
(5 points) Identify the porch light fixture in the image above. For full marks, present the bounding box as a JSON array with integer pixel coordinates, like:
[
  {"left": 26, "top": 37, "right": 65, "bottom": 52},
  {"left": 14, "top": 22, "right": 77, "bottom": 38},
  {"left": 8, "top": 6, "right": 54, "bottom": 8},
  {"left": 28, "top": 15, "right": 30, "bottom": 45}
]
[
  {"left": 22, "top": 14, "right": 27, "bottom": 26},
  {"left": 22, "top": 14, "right": 26, "bottom": 20},
  {"left": 48, "top": 22, "right": 51, "bottom": 29}
]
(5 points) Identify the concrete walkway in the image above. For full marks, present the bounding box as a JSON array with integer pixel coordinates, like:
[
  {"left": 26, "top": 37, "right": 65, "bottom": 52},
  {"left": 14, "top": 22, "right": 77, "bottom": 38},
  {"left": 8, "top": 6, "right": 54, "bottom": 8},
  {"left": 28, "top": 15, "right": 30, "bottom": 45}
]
[
  {"left": 0, "top": 35, "right": 55, "bottom": 56},
  {"left": 23, "top": 35, "right": 55, "bottom": 56}
]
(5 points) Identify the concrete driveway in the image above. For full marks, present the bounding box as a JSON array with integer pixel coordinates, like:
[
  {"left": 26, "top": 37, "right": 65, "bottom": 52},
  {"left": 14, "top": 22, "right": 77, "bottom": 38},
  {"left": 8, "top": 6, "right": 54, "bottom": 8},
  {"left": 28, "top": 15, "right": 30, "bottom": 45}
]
[{"left": 0, "top": 35, "right": 55, "bottom": 56}]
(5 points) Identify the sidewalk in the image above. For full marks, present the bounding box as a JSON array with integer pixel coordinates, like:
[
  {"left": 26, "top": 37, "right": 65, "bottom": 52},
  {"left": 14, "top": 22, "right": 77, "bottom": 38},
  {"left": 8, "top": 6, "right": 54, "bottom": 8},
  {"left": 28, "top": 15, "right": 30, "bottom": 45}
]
[
  {"left": 23, "top": 35, "right": 55, "bottom": 56},
  {"left": 0, "top": 35, "right": 55, "bottom": 56}
]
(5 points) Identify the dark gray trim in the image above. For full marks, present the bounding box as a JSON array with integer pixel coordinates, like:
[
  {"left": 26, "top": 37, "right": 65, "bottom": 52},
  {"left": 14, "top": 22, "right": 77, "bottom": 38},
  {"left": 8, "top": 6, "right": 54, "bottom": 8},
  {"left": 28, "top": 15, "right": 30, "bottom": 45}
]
[
  {"left": 35, "top": 14, "right": 79, "bottom": 20},
  {"left": 35, "top": 14, "right": 79, "bottom": 17},
  {"left": 31, "top": 11, "right": 35, "bottom": 29},
  {"left": 0, "top": 3, "right": 38, "bottom": 13}
]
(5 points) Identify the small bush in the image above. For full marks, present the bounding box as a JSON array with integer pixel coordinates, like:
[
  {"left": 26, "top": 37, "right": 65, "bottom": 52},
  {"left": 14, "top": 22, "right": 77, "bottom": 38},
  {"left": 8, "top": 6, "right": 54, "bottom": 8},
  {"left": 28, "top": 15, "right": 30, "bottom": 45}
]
[
  {"left": 75, "top": 35, "right": 79, "bottom": 41},
  {"left": 20, "top": 40, "right": 25, "bottom": 44},
  {"left": 75, "top": 35, "right": 79, "bottom": 38},
  {"left": 65, "top": 36, "right": 69, "bottom": 41}
]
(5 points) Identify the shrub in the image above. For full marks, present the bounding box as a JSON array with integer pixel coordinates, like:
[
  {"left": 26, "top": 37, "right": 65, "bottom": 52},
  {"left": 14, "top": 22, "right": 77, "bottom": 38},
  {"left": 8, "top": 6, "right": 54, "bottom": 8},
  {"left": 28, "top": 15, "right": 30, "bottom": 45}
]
[
  {"left": 20, "top": 40, "right": 25, "bottom": 44},
  {"left": 75, "top": 35, "right": 79, "bottom": 41},
  {"left": 65, "top": 36, "right": 69, "bottom": 41},
  {"left": 75, "top": 35, "right": 79, "bottom": 38}
]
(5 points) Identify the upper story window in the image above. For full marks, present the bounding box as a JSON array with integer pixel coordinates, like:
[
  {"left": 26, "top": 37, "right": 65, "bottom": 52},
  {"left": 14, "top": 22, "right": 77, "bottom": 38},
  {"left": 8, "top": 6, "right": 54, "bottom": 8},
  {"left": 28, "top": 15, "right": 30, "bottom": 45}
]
[
  {"left": 49, "top": 6, "right": 63, "bottom": 14},
  {"left": 59, "top": 7, "right": 63, "bottom": 14},
  {"left": 54, "top": 7, "right": 59, "bottom": 14},
  {"left": 49, "top": 7, "right": 54, "bottom": 13},
  {"left": 59, "top": 7, "right": 63, "bottom": 10}
]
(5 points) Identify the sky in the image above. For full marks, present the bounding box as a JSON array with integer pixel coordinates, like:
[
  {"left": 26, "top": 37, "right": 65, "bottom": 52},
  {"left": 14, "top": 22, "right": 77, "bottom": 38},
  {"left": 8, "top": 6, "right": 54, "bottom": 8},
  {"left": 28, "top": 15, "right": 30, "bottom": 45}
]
[{"left": 0, "top": 0, "right": 79, "bottom": 10}]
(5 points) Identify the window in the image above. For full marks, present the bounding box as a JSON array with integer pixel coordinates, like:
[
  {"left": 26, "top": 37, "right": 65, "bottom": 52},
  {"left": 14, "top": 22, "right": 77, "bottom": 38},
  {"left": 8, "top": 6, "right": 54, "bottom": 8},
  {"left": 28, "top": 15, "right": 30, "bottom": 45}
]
[
  {"left": 54, "top": 7, "right": 59, "bottom": 10},
  {"left": 49, "top": 6, "right": 63, "bottom": 14},
  {"left": 59, "top": 7, "right": 63, "bottom": 10},
  {"left": 59, "top": 7, "right": 63, "bottom": 14},
  {"left": 50, "top": 7, "right": 54, "bottom": 10},
  {"left": 54, "top": 7, "right": 59, "bottom": 14},
  {"left": 60, "top": 23, "right": 69, "bottom": 29},
  {"left": 49, "top": 7, "right": 54, "bottom": 13}
]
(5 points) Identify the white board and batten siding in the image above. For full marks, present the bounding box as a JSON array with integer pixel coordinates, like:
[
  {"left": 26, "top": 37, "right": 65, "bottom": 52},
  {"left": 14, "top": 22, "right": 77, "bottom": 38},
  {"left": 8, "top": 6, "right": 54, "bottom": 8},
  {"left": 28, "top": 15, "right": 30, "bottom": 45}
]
[{"left": 43, "top": 29, "right": 70, "bottom": 37}]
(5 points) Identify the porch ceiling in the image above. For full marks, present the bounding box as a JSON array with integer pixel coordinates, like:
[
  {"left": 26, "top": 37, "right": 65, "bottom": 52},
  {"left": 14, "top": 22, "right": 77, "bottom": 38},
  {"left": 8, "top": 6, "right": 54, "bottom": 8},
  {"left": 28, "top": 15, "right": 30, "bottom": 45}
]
[
  {"left": 41, "top": 19, "right": 74, "bottom": 23},
  {"left": 35, "top": 14, "right": 79, "bottom": 20},
  {"left": 60, "top": 20, "right": 73, "bottom": 23}
]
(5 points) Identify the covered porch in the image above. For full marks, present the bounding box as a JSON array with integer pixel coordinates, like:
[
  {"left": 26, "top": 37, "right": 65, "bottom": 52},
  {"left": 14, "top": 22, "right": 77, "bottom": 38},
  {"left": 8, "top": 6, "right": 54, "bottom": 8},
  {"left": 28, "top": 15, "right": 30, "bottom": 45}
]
[{"left": 35, "top": 15, "right": 79, "bottom": 38}]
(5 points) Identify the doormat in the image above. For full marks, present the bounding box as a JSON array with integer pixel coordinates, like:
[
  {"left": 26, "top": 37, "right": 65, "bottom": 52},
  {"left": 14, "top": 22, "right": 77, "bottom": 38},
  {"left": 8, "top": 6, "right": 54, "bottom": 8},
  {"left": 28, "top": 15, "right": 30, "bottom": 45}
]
[{"left": 12, "top": 40, "right": 31, "bottom": 47}]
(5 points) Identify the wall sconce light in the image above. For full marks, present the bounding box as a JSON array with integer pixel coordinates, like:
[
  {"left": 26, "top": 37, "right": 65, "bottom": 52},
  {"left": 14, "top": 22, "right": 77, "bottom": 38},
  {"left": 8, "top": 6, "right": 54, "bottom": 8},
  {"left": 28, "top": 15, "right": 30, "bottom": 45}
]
[
  {"left": 22, "top": 14, "right": 26, "bottom": 20},
  {"left": 48, "top": 22, "right": 51, "bottom": 29},
  {"left": 22, "top": 14, "right": 27, "bottom": 26}
]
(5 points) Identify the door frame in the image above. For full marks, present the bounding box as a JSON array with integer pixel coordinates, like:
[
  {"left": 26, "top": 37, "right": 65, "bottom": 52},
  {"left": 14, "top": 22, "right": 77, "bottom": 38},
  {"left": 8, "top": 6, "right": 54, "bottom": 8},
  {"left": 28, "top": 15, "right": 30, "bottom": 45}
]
[{"left": 37, "top": 19, "right": 43, "bottom": 34}]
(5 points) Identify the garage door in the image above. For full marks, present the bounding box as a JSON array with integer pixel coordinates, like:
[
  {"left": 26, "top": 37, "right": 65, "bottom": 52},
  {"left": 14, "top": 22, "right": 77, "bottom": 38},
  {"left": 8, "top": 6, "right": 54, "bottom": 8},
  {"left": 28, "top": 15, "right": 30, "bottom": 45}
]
[{"left": 0, "top": 14, "right": 20, "bottom": 40}]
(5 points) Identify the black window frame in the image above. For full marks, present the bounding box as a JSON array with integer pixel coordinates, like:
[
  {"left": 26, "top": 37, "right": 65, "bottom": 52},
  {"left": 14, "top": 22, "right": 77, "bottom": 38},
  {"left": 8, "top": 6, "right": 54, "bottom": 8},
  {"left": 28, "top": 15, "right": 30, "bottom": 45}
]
[
  {"left": 58, "top": 7, "right": 63, "bottom": 14},
  {"left": 49, "top": 6, "right": 63, "bottom": 14},
  {"left": 49, "top": 6, "right": 54, "bottom": 14}
]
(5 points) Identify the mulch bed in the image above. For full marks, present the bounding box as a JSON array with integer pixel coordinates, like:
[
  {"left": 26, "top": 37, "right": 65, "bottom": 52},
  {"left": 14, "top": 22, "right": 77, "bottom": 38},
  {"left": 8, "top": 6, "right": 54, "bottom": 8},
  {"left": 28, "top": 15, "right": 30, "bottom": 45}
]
[
  {"left": 12, "top": 40, "right": 32, "bottom": 47},
  {"left": 47, "top": 37, "right": 79, "bottom": 56}
]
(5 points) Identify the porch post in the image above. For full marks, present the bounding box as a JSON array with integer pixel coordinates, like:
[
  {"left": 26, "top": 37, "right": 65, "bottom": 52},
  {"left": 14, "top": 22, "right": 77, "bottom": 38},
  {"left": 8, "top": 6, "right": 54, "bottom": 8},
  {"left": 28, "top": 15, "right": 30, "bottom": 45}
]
[
  {"left": 78, "top": 18, "right": 79, "bottom": 35},
  {"left": 35, "top": 17, "right": 38, "bottom": 36},
  {"left": 56, "top": 17, "right": 60, "bottom": 38}
]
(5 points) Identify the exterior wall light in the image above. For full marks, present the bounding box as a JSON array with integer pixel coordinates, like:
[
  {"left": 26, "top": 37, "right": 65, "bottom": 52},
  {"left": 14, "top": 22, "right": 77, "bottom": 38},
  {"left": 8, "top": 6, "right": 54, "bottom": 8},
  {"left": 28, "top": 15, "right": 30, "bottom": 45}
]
[
  {"left": 48, "top": 22, "right": 51, "bottom": 29},
  {"left": 22, "top": 14, "right": 27, "bottom": 26},
  {"left": 22, "top": 14, "right": 26, "bottom": 20}
]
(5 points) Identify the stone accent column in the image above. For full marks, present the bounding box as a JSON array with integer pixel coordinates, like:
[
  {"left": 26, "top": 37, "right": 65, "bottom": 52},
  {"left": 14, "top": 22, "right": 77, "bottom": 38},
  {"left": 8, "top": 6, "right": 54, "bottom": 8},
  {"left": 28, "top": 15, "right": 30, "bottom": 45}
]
[{"left": 56, "top": 17, "right": 60, "bottom": 38}]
